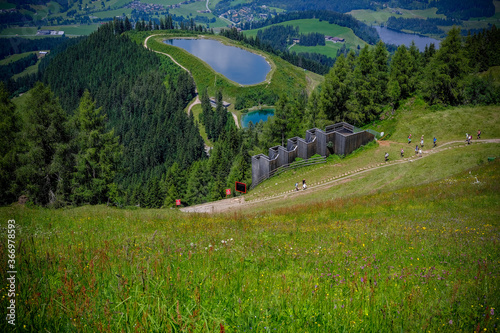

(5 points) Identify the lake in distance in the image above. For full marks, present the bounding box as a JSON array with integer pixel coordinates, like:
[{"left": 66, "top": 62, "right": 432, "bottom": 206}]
[
  {"left": 241, "top": 109, "right": 275, "bottom": 128},
  {"left": 165, "top": 39, "right": 271, "bottom": 85},
  {"left": 374, "top": 26, "right": 441, "bottom": 51}
]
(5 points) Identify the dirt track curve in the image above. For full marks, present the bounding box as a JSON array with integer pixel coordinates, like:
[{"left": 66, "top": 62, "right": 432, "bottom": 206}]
[{"left": 180, "top": 139, "right": 500, "bottom": 214}]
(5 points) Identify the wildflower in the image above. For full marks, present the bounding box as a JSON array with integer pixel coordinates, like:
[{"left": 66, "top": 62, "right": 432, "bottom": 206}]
[
  {"left": 449, "top": 320, "right": 453, "bottom": 325},
  {"left": 491, "top": 308, "right": 494, "bottom": 315}
]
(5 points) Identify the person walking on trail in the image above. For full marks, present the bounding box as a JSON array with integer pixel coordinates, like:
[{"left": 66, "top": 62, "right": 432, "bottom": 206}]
[
  {"left": 419, "top": 147, "right": 423, "bottom": 157},
  {"left": 477, "top": 130, "right": 481, "bottom": 140},
  {"left": 467, "top": 135, "right": 471, "bottom": 145},
  {"left": 433, "top": 137, "right": 437, "bottom": 147},
  {"left": 401, "top": 148, "right": 404, "bottom": 158},
  {"left": 420, "top": 135, "right": 424, "bottom": 147},
  {"left": 408, "top": 134, "right": 412, "bottom": 144},
  {"left": 385, "top": 152, "right": 389, "bottom": 162},
  {"left": 302, "top": 180, "right": 307, "bottom": 190},
  {"left": 415, "top": 145, "right": 419, "bottom": 155},
  {"left": 466, "top": 133, "right": 469, "bottom": 143},
  {"left": 295, "top": 182, "right": 299, "bottom": 191}
]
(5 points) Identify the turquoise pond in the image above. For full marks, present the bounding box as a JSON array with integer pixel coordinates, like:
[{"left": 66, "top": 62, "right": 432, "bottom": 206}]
[{"left": 241, "top": 109, "right": 275, "bottom": 128}]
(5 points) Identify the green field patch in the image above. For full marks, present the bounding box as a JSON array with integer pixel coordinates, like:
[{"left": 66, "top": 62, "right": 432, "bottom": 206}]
[
  {"left": 243, "top": 19, "right": 368, "bottom": 54},
  {"left": 169, "top": 1, "right": 210, "bottom": 17},
  {"left": 39, "top": 24, "right": 100, "bottom": 36},
  {"left": 11, "top": 58, "right": 40, "bottom": 79},
  {"left": 0, "top": 26, "right": 37, "bottom": 36},
  {"left": 91, "top": 7, "right": 132, "bottom": 19},
  {"left": 142, "top": 0, "right": 185, "bottom": 6},
  {"left": 0, "top": 51, "right": 37, "bottom": 65},
  {"left": 348, "top": 7, "right": 446, "bottom": 25},
  {"left": 189, "top": 103, "right": 212, "bottom": 147}
]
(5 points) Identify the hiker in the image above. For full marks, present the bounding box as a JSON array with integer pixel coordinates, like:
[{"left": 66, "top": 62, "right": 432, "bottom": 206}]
[
  {"left": 415, "top": 145, "right": 419, "bottom": 155},
  {"left": 420, "top": 135, "right": 424, "bottom": 147},
  {"left": 477, "top": 130, "right": 481, "bottom": 140},
  {"left": 419, "top": 147, "right": 423, "bottom": 157},
  {"left": 302, "top": 180, "right": 307, "bottom": 190},
  {"left": 385, "top": 152, "right": 389, "bottom": 162},
  {"left": 295, "top": 182, "right": 299, "bottom": 191},
  {"left": 466, "top": 133, "right": 469, "bottom": 143},
  {"left": 433, "top": 137, "right": 437, "bottom": 147},
  {"left": 467, "top": 135, "right": 471, "bottom": 145},
  {"left": 408, "top": 134, "right": 412, "bottom": 144},
  {"left": 400, "top": 148, "right": 404, "bottom": 158}
]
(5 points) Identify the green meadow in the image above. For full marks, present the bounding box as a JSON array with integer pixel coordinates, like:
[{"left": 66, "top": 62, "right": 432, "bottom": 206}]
[
  {"left": 347, "top": 7, "right": 446, "bottom": 25},
  {"left": 0, "top": 157, "right": 498, "bottom": 331},
  {"left": 0, "top": 98, "right": 499, "bottom": 331},
  {"left": 243, "top": 19, "right": 367, "bottom": 59}
]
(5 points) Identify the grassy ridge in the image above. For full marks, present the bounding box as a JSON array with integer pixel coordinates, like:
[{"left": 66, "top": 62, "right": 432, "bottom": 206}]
[
  {"left": 1, "top": 159, "right": 498, "bottom": 331},
  {"left": 143, "top": 32, "right": 312, "bottom": 110}
]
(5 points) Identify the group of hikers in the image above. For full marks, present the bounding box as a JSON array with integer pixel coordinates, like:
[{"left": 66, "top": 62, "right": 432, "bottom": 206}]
[
  {"left": 295, "top": 179, "right": 307, "bottom": 191},
  {"left": 385, "top": 130, "right": 481, "bottom": 161}
]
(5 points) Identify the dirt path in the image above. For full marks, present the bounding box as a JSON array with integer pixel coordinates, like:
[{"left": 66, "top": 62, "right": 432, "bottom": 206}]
[
  {"left": 187, "top": 95, "right": 200, "bottom": 115},
  {"left": 144, "top": 34, "right": 191, "bottom": 74},
  {"left": 180, "top": 139, "right": 500, "bottom": 213}
]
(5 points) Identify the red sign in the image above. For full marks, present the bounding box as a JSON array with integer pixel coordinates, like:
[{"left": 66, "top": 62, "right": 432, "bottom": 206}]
[
  {"left": 226, "top": 189, "right": 231, "bottom": 195},
  {"left": 175, "top": 199, "right": 181, "bottom": 206},
  {"left": 235, "top": 182, "right": 247, "bottom": 193}
]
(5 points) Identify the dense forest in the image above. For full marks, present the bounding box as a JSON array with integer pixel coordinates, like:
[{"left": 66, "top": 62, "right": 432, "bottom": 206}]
[
  {"left": 0, "top": 53, "right": 37, "bottom": 82},
  {"left": 1, "top": 22, "right": 499, "bottom": 209},
  {"left": 242, "top": 10, "right": 379, "bottom": 45}
]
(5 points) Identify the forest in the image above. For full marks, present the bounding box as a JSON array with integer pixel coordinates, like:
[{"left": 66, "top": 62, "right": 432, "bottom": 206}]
[
  {"left": 242, "top": 10, "right": 379, "bottom": 46},
  {"left": 1, "top": 21, "right": 499, "bottom": 209},
  {"left": 386, "top": 17, "right": 458, "bottom": 36}
]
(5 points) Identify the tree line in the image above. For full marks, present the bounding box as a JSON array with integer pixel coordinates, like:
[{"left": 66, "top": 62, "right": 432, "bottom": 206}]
[
  {"left": 0, "top": 52, "right": 37, "bottom": 82},
  {"left": 386, "top": 17, "right": 459, "bottom": 36},
  {"left": 242, "top": 10, "right": 379, "bottom": 45},
  {"left": 251, "top": 26, "right": 500, "bottom": 154}
]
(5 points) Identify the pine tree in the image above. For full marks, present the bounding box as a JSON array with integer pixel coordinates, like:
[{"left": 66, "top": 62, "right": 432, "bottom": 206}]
[
  {"left": 71, "top": 90, "right": 123, "bottom": 205},
  {"left": 0, "top": 83, "right": 19, "bottom": 204},
  {"left": 15, "top": 83, "right": 72, "bottom": 206}
]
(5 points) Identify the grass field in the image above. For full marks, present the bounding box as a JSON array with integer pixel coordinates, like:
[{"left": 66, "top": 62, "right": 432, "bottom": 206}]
[
  {"left": 243, "top": 19, "right": 367, "bottom": 59},
  {"left": 11, "top": 58, "right": 40, "bottom": 80},
  {"left": 0, "top": 154, "right": 498, "bottom": 331},
  {"left": 0, "top": 51, "right": 37, "bottom": 65},
  {"left": 347, "top": 7, "right": 447, "bottom": 25},
  {"left": 0, "top": 27, "right": 38, "bottom": 36}
]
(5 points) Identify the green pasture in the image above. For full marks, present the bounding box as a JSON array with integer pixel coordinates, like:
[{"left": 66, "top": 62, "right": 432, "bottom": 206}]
[
  {"left": 1, "top": 156, "right": 498, "bottom": 331},
  {"left": 243, "top": 19, "right": 367, "bottom": 57},
  {"left": 142, "top": 0, "right": 187, "bottom": 6},
  {"left": 347, "top": 7, "right": 446, "bottom": 25},
  {"left": 0, "top": 51, "right": 37, "bottom": 65},
  {"left": 0, "top": 27, "right": 37, "bottom": 36},
  {"left": 11, "top": 59, "right": 40, "bottom": 80},
  {"left": 169, "top": 1, "right": 211, "bottom": 17},
  {"left": 91, "top": 7, "right": 132, "bottom": 19}
]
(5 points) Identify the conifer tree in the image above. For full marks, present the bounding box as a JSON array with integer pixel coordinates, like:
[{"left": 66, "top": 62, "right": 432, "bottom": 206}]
[
  {"left": 16, "top": 83, "right": 72, "bottom": 206},
  {"left": 71, "top": 90, "right": 123, "bottom": 205}
]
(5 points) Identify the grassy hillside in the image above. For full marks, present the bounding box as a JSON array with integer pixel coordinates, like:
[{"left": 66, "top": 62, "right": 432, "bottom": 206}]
[
  {"left": 348, "top": 7, "right": 447, "bottom": 25},
  {"left": 247, "top": 101, "right": 500, "bottom": 202},
  {"left": 243, "top": 19, "right": 368, "bottom": 59},
  {"left": 139, "top": 31, "right": 318, "bottom": 110},
  {"left": 1, "top": 155, "right": 498, "bottom": 331}
]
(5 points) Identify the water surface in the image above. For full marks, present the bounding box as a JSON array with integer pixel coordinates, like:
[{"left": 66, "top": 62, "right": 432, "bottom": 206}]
[
  {"left": 374, "top": 26, "right": 441, "bottom": 51},
  {"left": 242, "top": 109, "right": 275, "bottom": 128},
  {"left": 165, "top": 39, "right": 271, "bottom": 85}
]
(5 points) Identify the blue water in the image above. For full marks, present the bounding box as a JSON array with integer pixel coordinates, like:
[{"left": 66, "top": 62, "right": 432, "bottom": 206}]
[
  {"left": 374, "top": 26, "right": 441, "bottom": 51},
  {"left": 165, "top": 39, "right": 271, "bottom": 85},
  {"left": 242, "top": 109, "right": 275, "bottom": 128}
]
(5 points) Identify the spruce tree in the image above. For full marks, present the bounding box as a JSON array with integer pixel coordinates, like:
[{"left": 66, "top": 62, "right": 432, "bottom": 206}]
[{"left": 71, "top": 90, "right": 123, "bottom": 205}]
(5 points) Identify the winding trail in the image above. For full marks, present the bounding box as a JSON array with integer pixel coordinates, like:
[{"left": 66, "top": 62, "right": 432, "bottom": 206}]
[
  {"left": 144, "top": 34, "right": 191, "bottom": 74},
  {"left": 180, "top": 139, "right": 500, "bottom": 213}
]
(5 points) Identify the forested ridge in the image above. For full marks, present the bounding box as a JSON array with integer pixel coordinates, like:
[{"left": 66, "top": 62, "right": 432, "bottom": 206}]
[{"left": 1, "top": 23, "right": 499, "bottom": 209}]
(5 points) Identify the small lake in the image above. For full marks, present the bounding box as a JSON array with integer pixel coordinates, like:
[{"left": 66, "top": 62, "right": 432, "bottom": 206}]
[
  {"left": 164, "top": 39, "right": 271, "bottom": 85},
  {"left": 374, "top": 26, "right": 441, "bottom": 51},
  {"left": 242, "top": 109, "right": 274, "bottom": 128}
]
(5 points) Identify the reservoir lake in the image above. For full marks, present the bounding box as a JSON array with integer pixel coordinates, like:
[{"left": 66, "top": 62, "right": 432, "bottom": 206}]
[
  {"left": 242, "top": 109, "right": 275, "bottom": 128},
  {"left": 374, "top": 26, "right": 441, "bottom": 51},
  {"left": 164, "top": 39, "right": 271, "bottom": 85}
]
